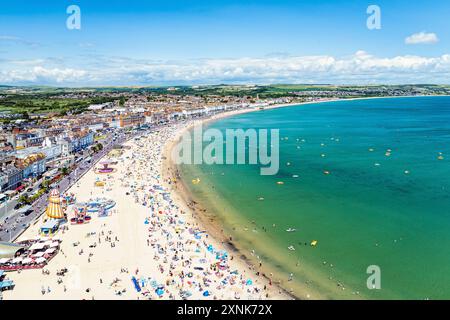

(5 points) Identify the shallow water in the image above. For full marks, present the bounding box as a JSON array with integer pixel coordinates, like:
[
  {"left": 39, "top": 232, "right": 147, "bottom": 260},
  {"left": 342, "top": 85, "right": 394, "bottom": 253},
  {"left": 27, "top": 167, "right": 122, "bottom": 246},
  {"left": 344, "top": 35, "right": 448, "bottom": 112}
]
[{"left": 179, "top": 97, "right": 450, "bottom": 299}]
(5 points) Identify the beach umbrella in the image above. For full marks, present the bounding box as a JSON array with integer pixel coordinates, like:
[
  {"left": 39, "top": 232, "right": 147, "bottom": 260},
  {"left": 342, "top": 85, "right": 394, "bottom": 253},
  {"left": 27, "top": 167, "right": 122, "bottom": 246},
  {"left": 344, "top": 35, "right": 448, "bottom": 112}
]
[
  {"left": 22, "top": 257, "right": 34, "bottom": 264},
  {"left": 43, "top": 240, "right": 53, "bottom": 247},
  {"left": 33, "top": 251, "right": 45, "bottom": 258},
  {"left": 0, "top": 258, "right": 10, "bottom": 264},
  {"left": 50, "top": 242, "right": 59, "bottom": 248},
  {"left": 35, "top": 257, "right": 47, "bottom": 264},
  {"left": 203, "top": 291, "right": 210, "bottom": 297},
  {"left": 155, "top": 287, "right": 165, "bottom": 296},
  {"left": 11, "top": 257, "right": 23, "bottom": 264},
  {"left": 29, "top": 242, "right": 46, "bottom": 251}
]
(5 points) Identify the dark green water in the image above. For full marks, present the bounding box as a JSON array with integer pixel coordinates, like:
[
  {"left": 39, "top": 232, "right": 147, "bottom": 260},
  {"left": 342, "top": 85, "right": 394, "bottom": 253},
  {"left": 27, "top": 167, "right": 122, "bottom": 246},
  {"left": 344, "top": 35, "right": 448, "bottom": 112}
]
[{"left": 179, "top": 97, "right": 450, "bottom": 299}]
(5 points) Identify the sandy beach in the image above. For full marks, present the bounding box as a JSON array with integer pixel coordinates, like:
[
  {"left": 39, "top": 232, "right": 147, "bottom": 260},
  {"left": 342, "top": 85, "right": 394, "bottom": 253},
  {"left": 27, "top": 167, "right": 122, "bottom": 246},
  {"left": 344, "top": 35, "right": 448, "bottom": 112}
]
[
  {"left": 3, "top": 108, "right": 289, "bottom": 300},
  {"left": 0, "top": 99, "right": 385, "bottom": 300}
]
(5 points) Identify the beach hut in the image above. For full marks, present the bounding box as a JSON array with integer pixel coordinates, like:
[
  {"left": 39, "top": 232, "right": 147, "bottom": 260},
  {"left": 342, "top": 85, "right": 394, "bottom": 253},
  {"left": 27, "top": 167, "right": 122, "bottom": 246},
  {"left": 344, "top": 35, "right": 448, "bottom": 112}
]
[
  {"left": 45, "top": 189, "right": 65, "bottom": 220},
  {"left": 39, "top": 220, "right": 60, "bottom": 236}
]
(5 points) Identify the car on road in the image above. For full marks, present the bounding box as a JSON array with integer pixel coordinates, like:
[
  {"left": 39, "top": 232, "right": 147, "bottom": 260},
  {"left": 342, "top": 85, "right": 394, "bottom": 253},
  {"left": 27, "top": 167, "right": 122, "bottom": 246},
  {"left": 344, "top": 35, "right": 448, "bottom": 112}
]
[{"left": 14, "top": 203, "right": 22, "bottom": 210}]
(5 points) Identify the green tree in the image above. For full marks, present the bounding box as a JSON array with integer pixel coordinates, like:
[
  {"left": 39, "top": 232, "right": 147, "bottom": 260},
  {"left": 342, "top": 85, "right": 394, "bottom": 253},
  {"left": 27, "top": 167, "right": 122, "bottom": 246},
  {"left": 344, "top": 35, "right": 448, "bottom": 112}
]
[
  {"left": 18, "top": 194, "right": 30, "bottom": 205},
  {"left": 21, "top": 111, "right": 30, "bottom": 120},
  {"left": 60, "top": 167, "right": 69, "bottom": 176},
  {"left": 42, "top": 179, "right": 51, "bottom": 190}
]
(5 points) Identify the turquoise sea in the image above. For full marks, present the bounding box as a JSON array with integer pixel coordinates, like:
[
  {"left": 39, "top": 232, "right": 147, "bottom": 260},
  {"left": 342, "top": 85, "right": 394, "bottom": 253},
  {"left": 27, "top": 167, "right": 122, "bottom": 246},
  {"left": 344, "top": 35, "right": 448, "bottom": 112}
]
[{"left": 179, "top": 97, "right": 450, "bottom": 299}]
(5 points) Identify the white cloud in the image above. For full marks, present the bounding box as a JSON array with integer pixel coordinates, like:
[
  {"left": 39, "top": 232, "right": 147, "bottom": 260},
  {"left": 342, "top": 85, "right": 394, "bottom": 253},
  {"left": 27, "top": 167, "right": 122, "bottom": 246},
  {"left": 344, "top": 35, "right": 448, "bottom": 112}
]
[
  {"left": 405, "top": 32, "right": 439, "bottom": 45},
  {"left": 0, "top": 66, "right": 88, "bottom": 84},
  {"left": 1, "top": 51, "right": 450, "bottom": 85}
]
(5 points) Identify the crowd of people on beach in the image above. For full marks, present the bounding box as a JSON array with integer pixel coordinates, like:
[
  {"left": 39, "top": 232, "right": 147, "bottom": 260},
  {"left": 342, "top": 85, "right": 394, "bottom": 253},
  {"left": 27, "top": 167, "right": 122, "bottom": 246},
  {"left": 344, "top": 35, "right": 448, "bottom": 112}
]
[
  {"left": 116, "top": 121, "right": 282, "bottom": 299},
  {"left": 4, "top": 119, "right": 285, "bottom": 300}
]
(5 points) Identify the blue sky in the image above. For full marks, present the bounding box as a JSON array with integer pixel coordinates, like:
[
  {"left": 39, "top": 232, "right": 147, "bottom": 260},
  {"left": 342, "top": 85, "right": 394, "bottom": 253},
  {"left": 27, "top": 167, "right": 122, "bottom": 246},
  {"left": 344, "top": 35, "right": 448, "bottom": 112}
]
[{"left": 0, "top": 0, "right": 449, "bottom": 86}]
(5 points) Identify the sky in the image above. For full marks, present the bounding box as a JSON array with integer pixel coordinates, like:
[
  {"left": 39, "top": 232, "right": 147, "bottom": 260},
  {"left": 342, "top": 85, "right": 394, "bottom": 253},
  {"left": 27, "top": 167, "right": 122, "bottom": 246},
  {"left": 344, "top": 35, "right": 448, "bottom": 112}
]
[{"left": 0, "top": 0, "right": 449, "bottom": 86}]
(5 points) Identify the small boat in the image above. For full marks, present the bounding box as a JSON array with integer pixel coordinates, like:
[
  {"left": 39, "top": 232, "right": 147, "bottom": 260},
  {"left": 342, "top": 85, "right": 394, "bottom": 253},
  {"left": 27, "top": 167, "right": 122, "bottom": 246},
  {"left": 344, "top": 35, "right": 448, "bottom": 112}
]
[
  {"left": 286, "top": 228, "right": 297, "bottom": 232},
  {"left": 288, "top": 246, "right": 295, "bottom": 251},
  {"left": 311, "top": 240, "right": 318, "bottom": 247},
  {"left": 292, "top": 175, "right": 299, "bottom": 178},
  {"left": 277, "top": 181, "right": 284, "bottom": 185},
  {"left": 323, "top": 170, "right": 330, "bottom": 175}
]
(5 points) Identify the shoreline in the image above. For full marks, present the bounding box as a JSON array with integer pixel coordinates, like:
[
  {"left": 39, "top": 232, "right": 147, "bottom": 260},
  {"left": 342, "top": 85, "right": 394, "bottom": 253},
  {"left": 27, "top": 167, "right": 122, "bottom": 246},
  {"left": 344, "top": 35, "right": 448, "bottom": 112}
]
[
  {"left": 161, "top": 114, "right": 297, "bottom": 300},
  {"left": 160, "top": 94, "right": 450, "bottom": 300},
  {"left": 159, "top": 103, "right": 326, "bottom": 300}
]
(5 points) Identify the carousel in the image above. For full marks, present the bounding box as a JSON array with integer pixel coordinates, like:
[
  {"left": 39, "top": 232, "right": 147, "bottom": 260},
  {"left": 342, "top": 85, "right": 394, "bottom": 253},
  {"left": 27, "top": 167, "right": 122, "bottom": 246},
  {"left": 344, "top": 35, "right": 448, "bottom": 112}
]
[
  {"left": 70, "top": 205, "right": 92, "bottom": 225},
  {"left": 40, "top": 189, "right": 66, "bottom": 236},
  {"left": 95, "top": 160, "right": 116, "bottom": 174},
  {"left": 62, "top": 192, "right": 76, "bottom": 207}
]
